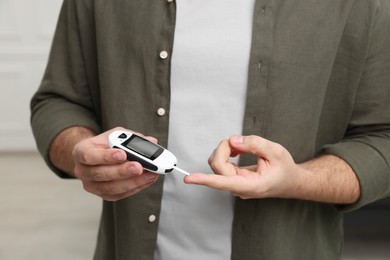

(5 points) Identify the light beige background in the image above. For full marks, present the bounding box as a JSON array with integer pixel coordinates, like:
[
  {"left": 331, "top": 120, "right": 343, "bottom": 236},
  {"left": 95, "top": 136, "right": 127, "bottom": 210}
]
[
  {"left": 0, "top": 0, "right": 63, "bottom": 151},
  {"left": 0, "top": 153, "right": 100, "bottom": 260}
]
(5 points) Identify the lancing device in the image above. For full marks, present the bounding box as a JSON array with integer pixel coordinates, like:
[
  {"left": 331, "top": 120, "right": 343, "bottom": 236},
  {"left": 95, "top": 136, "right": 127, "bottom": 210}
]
[{"left": 108, "top": 130, "right": 190, "bottom": 176}]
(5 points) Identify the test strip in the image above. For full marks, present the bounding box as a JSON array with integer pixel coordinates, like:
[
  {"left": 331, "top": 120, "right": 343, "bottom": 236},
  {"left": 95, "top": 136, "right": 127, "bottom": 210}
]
[{"left": 173, "top": 166, "right": 190, "bottom": 176}]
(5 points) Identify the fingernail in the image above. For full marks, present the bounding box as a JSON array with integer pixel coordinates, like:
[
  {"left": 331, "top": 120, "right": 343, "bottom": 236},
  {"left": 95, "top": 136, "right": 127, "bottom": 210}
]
[
  {"left": 113, "top": 151, "right": 124, "bottom": 161},
  {"left": 144, "top": 172, "right": 157, "bottom": 181},
  {"left": 233, "top": 135, "right": 244, "bottom": 144},
  {"left": 128, "top": 166, "right": 137, "bottom": 175}
]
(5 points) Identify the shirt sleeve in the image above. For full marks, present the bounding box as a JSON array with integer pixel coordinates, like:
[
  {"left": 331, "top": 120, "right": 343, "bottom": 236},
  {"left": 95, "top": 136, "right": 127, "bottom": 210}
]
[
  {"left": 322, "top": 1, "right": 390, "bottom": 212},
  {"left": 30, "top": 0, "right": 101, "bottom": 178}
]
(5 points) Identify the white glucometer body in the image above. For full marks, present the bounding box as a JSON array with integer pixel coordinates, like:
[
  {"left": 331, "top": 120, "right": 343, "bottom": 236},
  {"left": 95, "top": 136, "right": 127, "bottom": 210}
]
[{"left": 108, "top": 130, "right": 189, "bottom": 175}]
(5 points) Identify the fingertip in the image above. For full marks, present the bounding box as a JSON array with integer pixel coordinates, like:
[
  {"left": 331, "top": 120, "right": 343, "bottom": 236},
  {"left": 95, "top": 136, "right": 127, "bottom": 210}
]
[
  {"left": 112, "top": 150, "right": 126, "bottom": 161},
  {"left": 143, "top": 172, "right": 158, "bottom": 181},
  {"left": 145, "top": 136, "right": 158, "bottom": 144},
  {"left": 183, "top": 173, "right": 203, "bottom": 184},
  {"left": 230, "top": 135, "right": 264, "bottom": 155},
  {"left": 230, "top": 135, "right": 244, "bottom": 146},
  {"left": 184, "top": 174, "right": 197, "bottom": 183},
  {"left": 183, "top": 176, "right": 192, "bottom": 184},
  {"left": 128, "top": 165, "right": 141, "bottom": 175},
  {"left": 127, "top": 161, "right": 144, "bottom": 173}
]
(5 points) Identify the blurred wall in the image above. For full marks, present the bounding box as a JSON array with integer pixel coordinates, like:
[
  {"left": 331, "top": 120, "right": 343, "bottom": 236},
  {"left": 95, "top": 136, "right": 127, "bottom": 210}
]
[{"left": 0, "top": 0, "right": 63, "bottom": 151}]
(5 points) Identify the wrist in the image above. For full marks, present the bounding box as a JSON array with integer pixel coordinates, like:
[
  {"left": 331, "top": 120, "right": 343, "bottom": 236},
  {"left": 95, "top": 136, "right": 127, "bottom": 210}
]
[
  {"left": 49, "top": 126, "right": 96, "bottom": 177},
  {"left": 277, "top": 163, "right": 310, "bottom": 200},
  {"left": 291, "top": 155, "right": 360, "bottom": 204}
]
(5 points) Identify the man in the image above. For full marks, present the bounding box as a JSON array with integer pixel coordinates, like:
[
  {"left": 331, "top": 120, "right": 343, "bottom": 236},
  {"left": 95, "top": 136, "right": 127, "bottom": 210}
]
[{"left": 31, "top": 0, "right": 390, "bottom": 259}]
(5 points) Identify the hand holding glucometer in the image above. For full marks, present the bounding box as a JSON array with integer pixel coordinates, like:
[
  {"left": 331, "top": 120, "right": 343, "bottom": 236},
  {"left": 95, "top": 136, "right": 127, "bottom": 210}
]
[{"left": 108, "top": 130, "right": 190, "bottom": 176}]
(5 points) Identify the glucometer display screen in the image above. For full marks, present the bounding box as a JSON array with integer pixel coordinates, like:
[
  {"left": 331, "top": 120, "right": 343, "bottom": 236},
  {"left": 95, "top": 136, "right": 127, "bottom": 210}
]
[{"left": 124, "top": 135, "right": 162, "bottom": 160}]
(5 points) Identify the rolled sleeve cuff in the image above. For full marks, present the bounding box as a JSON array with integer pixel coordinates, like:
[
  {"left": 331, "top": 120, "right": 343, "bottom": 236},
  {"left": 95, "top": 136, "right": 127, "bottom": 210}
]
[
  {"left": 31, "top": 100, "right": 101, "bottom": 178},
  {"left": 322, "top": 141, "right": 390, "bottom": 212}
]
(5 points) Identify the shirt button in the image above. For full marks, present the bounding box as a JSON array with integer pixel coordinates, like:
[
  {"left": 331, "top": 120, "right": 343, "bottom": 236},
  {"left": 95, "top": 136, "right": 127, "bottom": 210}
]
[
  {"left": 157, "top": 108, "right": 166, "bottom": 116},
  {"left": 148, "top": 215, "right": 157, "bottom": 223},
  {"left": 160, "top": 50, "right": 169, "bottom": 59}
]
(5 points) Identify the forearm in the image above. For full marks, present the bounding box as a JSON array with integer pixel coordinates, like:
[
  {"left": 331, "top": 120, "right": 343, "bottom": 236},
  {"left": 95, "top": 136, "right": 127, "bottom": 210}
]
[
  {"left": 293, "top": 155, "right": 360, "bottom": 204},
  {"left": 49, "top": 126, "right": 96, "bottom": 177}
]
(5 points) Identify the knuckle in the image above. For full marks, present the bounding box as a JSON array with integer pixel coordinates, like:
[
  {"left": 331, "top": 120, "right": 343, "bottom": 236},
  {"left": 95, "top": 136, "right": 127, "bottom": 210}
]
[
  {"left": 71, "top": 144, "right": 80, "bottom": 158},
  {"left": 208, "top": 158, "right": 213, "bottom": 167},
  {"left": 118, "top": 183, "right": 132, "bottom": 194},
  {"left": 80, "top": 151, "right": 91, "bottom": 164},
  {"left": 248, "top": 135, "right": 267, "bottom": 153},
  {"left": 82, "top": 181, "right": 94, "bottom": 194},
  {"left": 130, "top": 177, "right": 144, "bottom": 188},
  {"left": 246, "top": 135, "right": 258, "bottom": 143},
  {"left": 76, "top": 165, "right": 103, "bottom": 181},
  {"left": 273, "top": 144, "right": 287, "bottom": 159},
  {"left": 73, "top": 166, "right": 84, "bottom": 179},
  {"left": 218, "top": 139, "right": 227, "bottom": 146},
  {"left": 90, "top": 170, "right": 106, "bottom": 181},
  {"left": 209, "top": 160, "right": 221, "bottom": 171},
  {"left": 245, "top": 135, "right": 261, "bottom": 153},
  {"left": 73, "top": 168, "right": 81, "bottom": 178},
  {"left": 208, "top": 152, "right": 215, "bottom": 165},
  {"left": 89, "top": 167, "right": 105, "bottom": 181},
  {"left": 73, "top": 143, "right": 89, "bottom": 163},
  {"left": 101, "top": 184, "right": 117, "bottom": 195},
  {"left": 74, "top": 147, "right": 90, "bottom": 164},
  {"left": 101, "top": 194, "right": 118, "bottom": 202},
  {"left": 116, "top": 170, "right": 127, "bottom": 179},
  {"left": 246, "top": 135, "right": 258, "bottom": 142},
  {"left": 118, "top": 165, "right": 133, "bottom": 178}
]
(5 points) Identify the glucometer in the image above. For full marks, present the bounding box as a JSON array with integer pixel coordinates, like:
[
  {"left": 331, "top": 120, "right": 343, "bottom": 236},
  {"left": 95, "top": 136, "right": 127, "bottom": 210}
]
[{"left": 108, "top": 130, "right": 190, "bottom": 176}]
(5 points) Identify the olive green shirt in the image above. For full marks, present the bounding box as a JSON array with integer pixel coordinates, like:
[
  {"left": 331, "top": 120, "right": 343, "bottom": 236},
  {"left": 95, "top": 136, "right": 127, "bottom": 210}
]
[{"left": 31, "top": 0, "right": 390, "bottom": 259}]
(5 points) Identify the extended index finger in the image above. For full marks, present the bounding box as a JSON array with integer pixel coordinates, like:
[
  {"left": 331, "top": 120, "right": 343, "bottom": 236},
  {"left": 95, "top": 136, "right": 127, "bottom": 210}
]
[{"left": 184, "top": 173, "right": 236, "bottom": 192}]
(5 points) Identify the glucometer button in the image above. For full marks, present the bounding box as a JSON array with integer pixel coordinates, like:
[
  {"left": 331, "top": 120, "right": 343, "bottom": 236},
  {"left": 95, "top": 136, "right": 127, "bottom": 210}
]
[{"left": 118, "top": 133, "right": 127, "bottom": 139}]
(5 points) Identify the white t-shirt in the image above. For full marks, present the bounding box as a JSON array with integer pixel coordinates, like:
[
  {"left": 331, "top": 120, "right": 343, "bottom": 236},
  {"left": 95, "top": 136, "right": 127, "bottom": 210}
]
[{"left": 154, "top": 1, "right": 255, "bottom": 259}]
